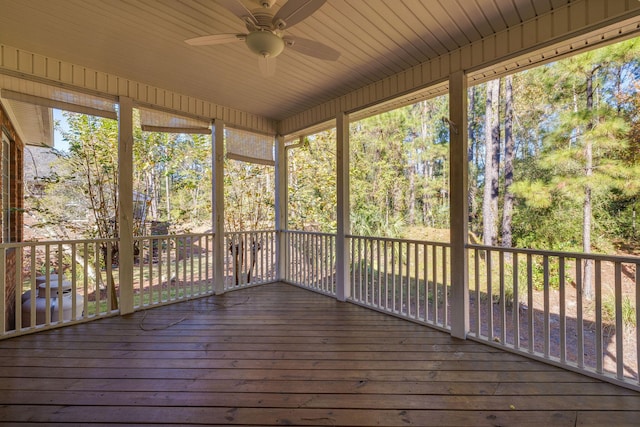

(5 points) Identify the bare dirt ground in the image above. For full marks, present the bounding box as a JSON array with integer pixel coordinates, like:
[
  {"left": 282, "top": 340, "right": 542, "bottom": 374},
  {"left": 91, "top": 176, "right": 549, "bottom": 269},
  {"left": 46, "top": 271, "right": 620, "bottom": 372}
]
[{"left": 469, "top": 259, "right": 638, "bottom": 381}]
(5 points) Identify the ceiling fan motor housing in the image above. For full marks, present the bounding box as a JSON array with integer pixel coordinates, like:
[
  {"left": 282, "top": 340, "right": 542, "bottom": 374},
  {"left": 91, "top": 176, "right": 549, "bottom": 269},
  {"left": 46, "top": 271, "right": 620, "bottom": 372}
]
[{"left": 246, "top": 30, "right": 285, "bottom": 57}]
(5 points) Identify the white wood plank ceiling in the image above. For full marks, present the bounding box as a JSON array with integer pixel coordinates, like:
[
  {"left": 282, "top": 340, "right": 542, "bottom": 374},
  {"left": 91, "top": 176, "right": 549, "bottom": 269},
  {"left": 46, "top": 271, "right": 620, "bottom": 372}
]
[{"left": 0, "top": 0, "right": 633, "bottom": 124}]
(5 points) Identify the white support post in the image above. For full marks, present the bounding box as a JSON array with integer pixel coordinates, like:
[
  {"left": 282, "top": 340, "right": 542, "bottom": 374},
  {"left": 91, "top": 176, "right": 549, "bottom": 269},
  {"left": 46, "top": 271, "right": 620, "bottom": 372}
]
[
  {"left": 449, "top": 70, "right": 469, "bottom": 339},
  {"left": 336, "top": 112, "right": 350, "bottom": 302},
  {"left": 118, "top": 96, "right": 134, "bottom": 315},
  {"left": 212, "top": 119, "right": 225, "bottom": 295},
  {"left": 274, "top": 135, "right": 287, "bottom": 281}
]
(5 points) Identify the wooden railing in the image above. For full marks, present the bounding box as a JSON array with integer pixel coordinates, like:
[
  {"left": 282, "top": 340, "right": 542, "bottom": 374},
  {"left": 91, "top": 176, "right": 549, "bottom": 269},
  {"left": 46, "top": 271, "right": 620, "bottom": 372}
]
[
  {"left": 0, "top": 231, "right": 279, "bottom": 337},
  {"left": 348, "top": 235, "right": 451, "bottom": 330},
  {"left": 283, "top": 230, "right": 336, "bottom": 295},
  {"left": 132, "top": 233, "right": 214, "bottom": 308},
  {"left": 468, "top": 244, "right": 640, "bottom": 389},
  {"left": 2, "top": 230, "right": 639, "bottom": 390},
  {"left": 224, "top": 230, "right": 277, "bottom": 290},
  {"left": 0, "top": 238, "right": 119, "bottom": 336}
]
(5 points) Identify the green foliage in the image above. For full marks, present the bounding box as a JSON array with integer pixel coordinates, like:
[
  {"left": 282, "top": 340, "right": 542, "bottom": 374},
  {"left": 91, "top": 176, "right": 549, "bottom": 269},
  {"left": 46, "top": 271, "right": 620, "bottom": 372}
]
[
  {"left": 287, "top": 132, "right": 337, "bottom": 232},
  {"left": 347, "top": 97, "right": 450, "bottom": 237},
  {"left": 224, "top": 160, "right": 274, "bottom": 232},
  {"left": 602, "top": 295, "right": 637, "bottom": 329},
  {"left": 494, "top": 38, "right": 640, "bottom": 252}
]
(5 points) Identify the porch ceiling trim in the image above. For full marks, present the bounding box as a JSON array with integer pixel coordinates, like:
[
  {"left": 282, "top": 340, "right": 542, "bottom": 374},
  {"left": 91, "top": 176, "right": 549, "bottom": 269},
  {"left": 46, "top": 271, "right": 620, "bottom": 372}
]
[
  {"left": 278, "top": 0, "right": 640, "bottom": 137},
  {"left": 0, "top": 48, "right": 278, "bottom": 136}
]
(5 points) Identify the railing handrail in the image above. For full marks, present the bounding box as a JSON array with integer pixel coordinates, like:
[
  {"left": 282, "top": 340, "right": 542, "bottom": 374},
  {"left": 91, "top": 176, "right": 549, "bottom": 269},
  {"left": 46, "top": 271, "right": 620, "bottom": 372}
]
[
  {"left": 467, "top": 242, "right": 640, "bottom": 263},
  {"left": 347, "top": 234, "right": 451, "bottom": 247},
  {"left": 283, "top": 230, "right": 336, "bottom": 237},
  {"left": 133, "top": 232, "right": 213, "bottom": 240},
  {"left": 226, "top": 229, "right": 276, "bottom": 235},
  {"left": 0, "top": 237, "right": 119, "bottom": 248}
]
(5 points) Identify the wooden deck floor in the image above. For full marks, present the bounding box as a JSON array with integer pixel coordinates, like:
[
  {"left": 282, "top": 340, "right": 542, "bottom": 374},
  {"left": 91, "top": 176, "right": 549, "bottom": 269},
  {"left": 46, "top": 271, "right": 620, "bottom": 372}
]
[{"left": 0, "top": 282, "right": 639, "bottom": 426}]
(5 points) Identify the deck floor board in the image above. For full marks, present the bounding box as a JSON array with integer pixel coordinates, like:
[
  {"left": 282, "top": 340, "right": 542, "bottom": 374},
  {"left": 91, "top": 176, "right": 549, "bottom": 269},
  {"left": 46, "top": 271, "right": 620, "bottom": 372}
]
[{"left": 1, "top": 282, "right": 639, "bottom": 426}]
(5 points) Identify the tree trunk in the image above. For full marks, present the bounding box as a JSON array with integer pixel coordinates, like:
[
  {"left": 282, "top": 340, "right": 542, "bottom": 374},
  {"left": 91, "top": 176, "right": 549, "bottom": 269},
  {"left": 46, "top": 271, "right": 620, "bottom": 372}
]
[
  {"left": 502, "top": 75, "right": 515, "bottom": 249},
  {"left": 483, "top": 79, "right": 501, "bottom": 246},
  {"left": 408, "top": 163, "right": 416, "bottom": 225},
  {"left": 468, "top": 86, "right": 478, "bottom": 234},
  {"left": 582, "top": 71, "right": 595, "bottom": 300},
  {"left": 165, "top": 173, "right": 171, "bottom": 221}
]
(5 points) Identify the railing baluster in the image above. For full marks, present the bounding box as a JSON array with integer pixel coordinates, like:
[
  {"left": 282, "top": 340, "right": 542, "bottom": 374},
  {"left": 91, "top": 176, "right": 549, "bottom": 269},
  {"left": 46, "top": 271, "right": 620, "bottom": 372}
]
[
  {"left": 326, "top": 234, "right": 331, "bottom": 293},
  {"left": 315, "top": 234, "right": 320, "bottom": 289},
  {"left": 210, "top": 233, "right": 215, "bottom": 290},
  {"left": 169, "top": 237, "right": 176, "bottom": 300},
  {"left": 398, "top": 241, "right": 403, "bottom": 313},
  {"left": 317, "top": 234, "right": 322, "bottom": 291},
  {"left": 30, "top": 244, "right": 37, "bottom": 326},
  {"left": 414, "top": 242, "right": 419, "bottom": 319},
  {"left": 360, "top": 237, "right": 365, "bottom": 302},
  {"left": 298, "top": 232, "right": 302, "bottom": 285},
  {"left": 106, "top": 241, "right": 113, "bottom": 313},
  {"left": 559, "top": 256, "right": 566, "bottom": 363},
  {"left": 432, "top": 244, "right": 437, "bottom": 325},
  {"left": 13, "top": 247, "right": 21, "bottom": 329},
  {"left": 392, "top": 241, "right": 397, "bottom": 311},
  {"left": 365, "top": 237, "right": 371, "bottom": 304},
  {"left": 636, "top": 261, "right": 640, "bottom": 386},
  {"left": 376, "top": 239, "right": 382, "bottom": 307},
  {"left": 423, "top": 243, "right": 428, "bottom": 322},
  {"left": 615, "top": 261, "right": 623, "bottom": 380},
  {"left": 576, "top": 257, "right": 584, "bottom": 368},
  {"left": 513, "top": 252, "right": 519, "bottom": 349},
  {"left": 383, "top": 241, "right": 388, "bottom": 311},
  {"left": 372, "top": 238, "right": 377, "bottom": 305},
  {"left": 527, "top": 253, "right": 533, "bottom": 354},
  {"left": 188, "top": 235, "right": 194, "bottom": 294},
  {"left": 182, "top": 235, "right": 188, "bottom": 294},
  {"left": 0, "top": 248, "right": 5, "bottom": 333},
  {"left": 474, "top": 248, "right": 480, "bottom": 337},
  {"left": 198, "top": 235, "right": 203, "bottom": 294},
  {"left": 70, "top": 243, "right": 77, "bottom": 321},
  {"left": 159, "top": 237, "right": 165, "bottom": 301},
  {"left": 543, "top": 255, "right": 550, "bottom": 358},
  {"left": 148, "top": 238, "right": 154, "bottom": 305},
  {"left": 487, "top": 249, "right": 493, "bottom": 340},
  {"left": 57, "top": 243, "right": 64, "bottom": 323},
  {"left": 595, "top": 259, "right": 603, "bottom": 374},
  {"left": 443, "top": 246, "right": 448, "bottom": 328},
  {"left": 83, "top": 242, "right": 89, "bottom": 316},
  {"left": 407, "top": 242, "right": 412, "bottom": 315},
  {"left": 499, "top": 251, "right": 505, "bottom": 345},
  {"left": 44, "top": 245, "right": 51, "bottom": 325},
  {"left": 307, "top": 233, "right": 312, "bottom": 288}
]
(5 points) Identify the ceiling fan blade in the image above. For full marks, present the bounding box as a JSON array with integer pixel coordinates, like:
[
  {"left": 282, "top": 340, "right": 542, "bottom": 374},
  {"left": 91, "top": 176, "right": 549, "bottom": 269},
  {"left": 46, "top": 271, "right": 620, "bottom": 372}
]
[
  {"left": 272, "top": 0, "right": 326, "bottom": 30},
  {"left": 218, "top": 0, "right": 258, "bottom": 28},
  {"left": 185, "top": 33, "right": 246, "bottom": 46},
  {"left": 258, "top": 56, "right": 276, "bottom": 77},
  {"left": 284, "top": 36, "right": 340, "bottom": 61}
]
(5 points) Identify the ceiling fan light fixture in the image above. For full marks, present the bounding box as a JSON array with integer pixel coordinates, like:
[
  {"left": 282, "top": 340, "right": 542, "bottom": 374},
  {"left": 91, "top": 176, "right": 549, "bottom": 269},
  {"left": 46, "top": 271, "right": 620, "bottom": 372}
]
[{"left": 246, "top": 31, "right": 285, "bottom": 58}]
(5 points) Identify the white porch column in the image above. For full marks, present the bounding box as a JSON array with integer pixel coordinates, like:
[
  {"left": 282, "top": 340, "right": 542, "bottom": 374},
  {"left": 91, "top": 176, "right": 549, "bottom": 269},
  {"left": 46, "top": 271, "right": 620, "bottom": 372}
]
[
  {"left": 212, "top": 119, "right": 225, "bottom": 294},
  {"left": 117, "top": 96, "right": 134, "bottom": 315},
  {"left": 449, "top": 70, "right": 469, "bottom": 339},
  {"left": 335, "top": 112, "right": 350, "bottom": 302},
  {"left": 274, "top": 135, "right": 287, "bottom": 281}
]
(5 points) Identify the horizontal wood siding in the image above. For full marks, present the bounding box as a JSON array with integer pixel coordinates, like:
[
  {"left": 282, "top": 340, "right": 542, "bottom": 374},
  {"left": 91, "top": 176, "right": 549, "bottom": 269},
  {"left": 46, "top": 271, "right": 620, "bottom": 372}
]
[{"left": 0, "top": 46, "right": 277, "bottom": 135}]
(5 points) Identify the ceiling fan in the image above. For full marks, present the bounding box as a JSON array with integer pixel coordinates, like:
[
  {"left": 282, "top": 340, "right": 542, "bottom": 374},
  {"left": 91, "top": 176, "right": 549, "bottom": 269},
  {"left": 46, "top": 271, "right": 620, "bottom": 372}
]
[{"left": 185, "top": 0, "right": 340, "bottom": 77}]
